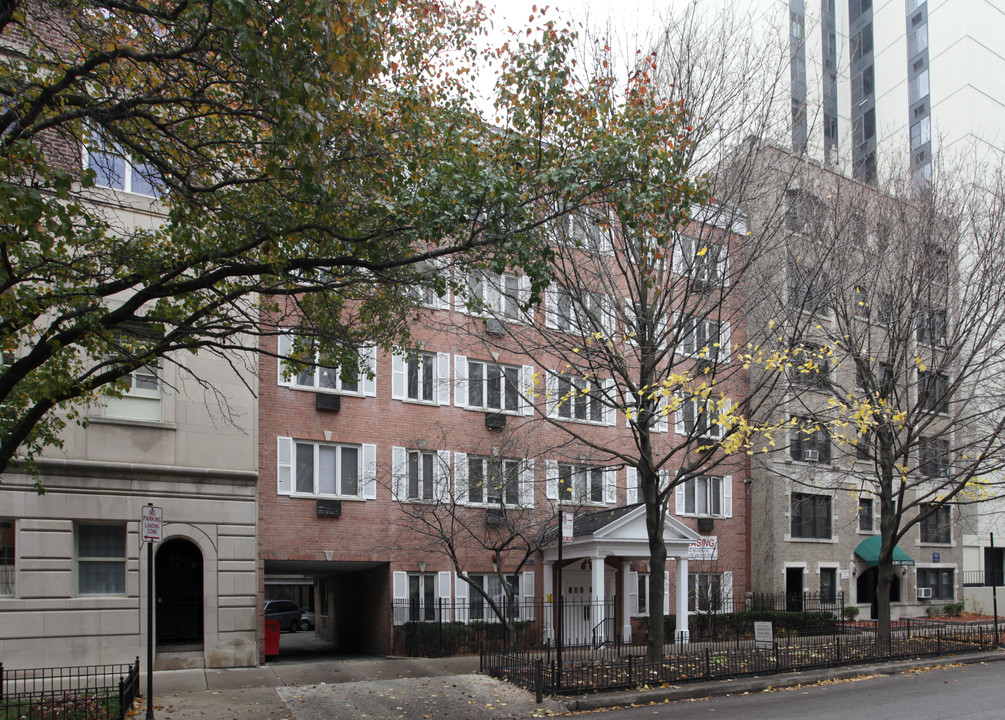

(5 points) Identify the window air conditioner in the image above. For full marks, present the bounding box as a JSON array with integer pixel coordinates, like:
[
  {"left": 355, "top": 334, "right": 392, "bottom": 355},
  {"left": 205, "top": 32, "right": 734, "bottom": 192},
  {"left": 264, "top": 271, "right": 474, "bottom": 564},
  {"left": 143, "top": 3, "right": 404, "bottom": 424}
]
[
  {"left": 803, "top": 449, "right": 819, "bottom": 462},
  {"left": 917, "top": 587, "right": 933, "bottom": 599}
]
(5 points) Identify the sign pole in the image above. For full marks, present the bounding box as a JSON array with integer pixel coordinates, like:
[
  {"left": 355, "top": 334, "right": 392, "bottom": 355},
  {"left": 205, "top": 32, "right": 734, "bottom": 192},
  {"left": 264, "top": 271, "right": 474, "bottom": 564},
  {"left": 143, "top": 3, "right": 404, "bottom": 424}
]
[{"left": 140, "top": 503, "right": 163, "bottom": 720}]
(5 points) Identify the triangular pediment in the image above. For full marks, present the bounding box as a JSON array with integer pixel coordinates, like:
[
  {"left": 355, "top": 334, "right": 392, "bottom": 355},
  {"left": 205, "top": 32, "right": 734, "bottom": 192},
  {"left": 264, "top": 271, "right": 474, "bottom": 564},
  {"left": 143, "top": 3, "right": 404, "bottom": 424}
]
[{"left": 592, "top": 504, "right": 701, "bottom": 545}]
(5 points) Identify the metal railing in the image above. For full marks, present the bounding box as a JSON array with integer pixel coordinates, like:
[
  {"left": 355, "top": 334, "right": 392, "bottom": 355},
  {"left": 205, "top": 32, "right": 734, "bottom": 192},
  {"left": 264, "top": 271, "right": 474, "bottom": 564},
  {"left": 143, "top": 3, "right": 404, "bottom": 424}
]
[
  {"left": 1, "top": 657, "right": 140, "bottom": 720},
  {"left": 962, "top": 569, "right": 1005, "bottom": 587},
  {"left": 483, "top": 619, "right": 1001, "bottom": 696}
]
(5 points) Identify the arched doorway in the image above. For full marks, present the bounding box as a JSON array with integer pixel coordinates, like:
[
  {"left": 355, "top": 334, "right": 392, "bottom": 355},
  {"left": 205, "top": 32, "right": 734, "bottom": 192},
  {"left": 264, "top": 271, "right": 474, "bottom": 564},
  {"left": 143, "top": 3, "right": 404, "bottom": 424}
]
[
  {"left": 856, "top": 567, "right": 901, "bottom": 619},
  {"left": 156, "top": 538, "right": 204, "bottom": 648}
]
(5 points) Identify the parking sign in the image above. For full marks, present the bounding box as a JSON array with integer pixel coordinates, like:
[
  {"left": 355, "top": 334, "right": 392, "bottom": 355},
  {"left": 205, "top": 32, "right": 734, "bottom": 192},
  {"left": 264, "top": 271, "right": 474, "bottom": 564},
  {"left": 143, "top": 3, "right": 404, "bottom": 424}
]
[{"left": 141, "top": 506, "right": 163, "bottom": 543}]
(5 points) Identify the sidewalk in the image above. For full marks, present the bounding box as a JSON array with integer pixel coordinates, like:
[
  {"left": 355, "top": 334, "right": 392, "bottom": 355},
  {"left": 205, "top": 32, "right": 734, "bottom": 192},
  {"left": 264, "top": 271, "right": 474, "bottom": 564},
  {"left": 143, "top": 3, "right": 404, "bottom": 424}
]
[{"left": 138, "top": 646, "right": 1005, "bottom": 719}]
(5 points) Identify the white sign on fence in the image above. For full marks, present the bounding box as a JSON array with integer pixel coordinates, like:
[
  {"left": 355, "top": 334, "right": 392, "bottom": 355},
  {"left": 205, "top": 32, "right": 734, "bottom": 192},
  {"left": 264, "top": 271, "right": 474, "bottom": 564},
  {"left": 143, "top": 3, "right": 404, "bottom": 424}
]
[{"left": 754, "top": 621, "right": 774, "bottom": 649}]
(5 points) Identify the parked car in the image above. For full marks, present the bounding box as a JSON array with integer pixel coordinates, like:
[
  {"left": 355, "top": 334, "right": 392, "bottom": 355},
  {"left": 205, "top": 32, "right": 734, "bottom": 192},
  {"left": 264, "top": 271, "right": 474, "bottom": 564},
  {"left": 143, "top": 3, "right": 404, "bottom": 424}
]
[
  {"left": 298, "top": 609, "right": 315, "bottom": 631},
  {"left": 265, "top": 599, "right": 302, "bottom": 632}
]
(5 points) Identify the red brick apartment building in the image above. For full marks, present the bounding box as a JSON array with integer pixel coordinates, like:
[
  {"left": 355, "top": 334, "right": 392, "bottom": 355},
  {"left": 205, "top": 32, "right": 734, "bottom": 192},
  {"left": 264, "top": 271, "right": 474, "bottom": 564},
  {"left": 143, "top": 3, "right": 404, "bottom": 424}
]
[{"left": 257, "top": 214, "right": 750, "bottom": 657}]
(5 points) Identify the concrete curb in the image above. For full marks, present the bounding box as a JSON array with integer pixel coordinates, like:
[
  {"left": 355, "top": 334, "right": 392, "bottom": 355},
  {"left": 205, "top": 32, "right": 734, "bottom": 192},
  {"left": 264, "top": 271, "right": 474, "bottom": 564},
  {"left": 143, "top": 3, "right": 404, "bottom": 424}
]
[{"left": 563, "top": 649, "right": 1005, "bottom": 712}]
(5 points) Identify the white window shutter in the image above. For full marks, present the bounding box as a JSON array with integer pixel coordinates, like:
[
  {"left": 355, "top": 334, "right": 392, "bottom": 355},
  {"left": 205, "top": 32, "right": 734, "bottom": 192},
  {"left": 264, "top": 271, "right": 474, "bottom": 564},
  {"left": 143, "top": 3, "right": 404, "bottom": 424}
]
[
  {"left": 518, "top": 275, "right": 531, "bottom": 315},
  {"left": 718, "top": 247, "right": 730, "bottom": 288},
  {"left": 454, "top": 355, "right": 469, "bottom": 407},
  {"left": 723, "top": 475, "right": 733, "bottom": 518},
  {"left": 454, "top": 452, "right": 469, "bottom": 505},
  {"left": 277, "top": 333, "right": 294, "bottom": 386},
  {"left": 604, "top": 468, "right": 617, "bottom": 505},
  {"left": 603, "top": 379, "right": 616, "bottom": 426},
  {"left": 391, "top": 353, "right": 406, "bottom": 399},
  {"left": 629, "top": 570, "right": 639, "bottom": 615},
  {"left": 438, "top": 571, "right": 452, "bottom": 602},
  {"left": 675, "top": 482, "right": 685, "bottom": 515},
  {"left": 722, "top": 571, "right": 733, "bottom": 613},
  {"left": 362, "top": 443, "right": 377, "bottom": 499},
  {"left": 626, "top": 467, "right": 638, "bottom": 505},
  {"left": 454, "top": 573, "right": 469, "bottom": 623},
  {"left": 277, "top": 436, "right": 293, "bottom": 495},
  {"left": 435, "top": 450, "right": 451, "bottom": 502},
  {"left": 719, "top": 322, "right": 731, "bottom": 363},
  {"left": 391, "top": 446, "right": 407, "bottom": 501},
  {"left": 436, "top": 352, "right": 451, "bottom": 405},
  {"left": 545, "top": 287, "right": 558, "bottom": 329},
  {"left": 602, "top": 294, "right": 616, "bottom": 337},
  {"left": 521, "top": 571, "right": 535, "bottom": 619},
  {"left": 361, "top": 346, "right": 377, "bottom": 397},
  {"left": 674, "top": 396, "right": 686, "bottom": 435},
  {"left": 546, "top": 460, "right": 559, "bottom": 500},
  {"left": 654, "top": 398, "right": 669, "bottom": 433},
  {"left": 672, "top": 235, "right": 686, "bottom": 277},
  {"left": 546, "top": 374, "right": 558, "bottom": 416},
  {"left": 520, "top": 459, "right": 535, "bottom": 508},
  {"left": 393, "top": 571, "right": 408, "bottom": 625},
  {"left": 521, "top": 365, "right": 535, "bottom": 416},
  {"left": 663, "top": 570, "right": 671, "bottom": 616}
]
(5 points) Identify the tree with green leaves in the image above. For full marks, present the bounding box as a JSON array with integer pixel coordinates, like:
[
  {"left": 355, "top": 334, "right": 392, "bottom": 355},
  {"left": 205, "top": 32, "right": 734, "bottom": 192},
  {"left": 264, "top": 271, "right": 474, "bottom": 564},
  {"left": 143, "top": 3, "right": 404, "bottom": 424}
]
[{"left": 0, "top": 0, "right": 660, "bottom": 487}]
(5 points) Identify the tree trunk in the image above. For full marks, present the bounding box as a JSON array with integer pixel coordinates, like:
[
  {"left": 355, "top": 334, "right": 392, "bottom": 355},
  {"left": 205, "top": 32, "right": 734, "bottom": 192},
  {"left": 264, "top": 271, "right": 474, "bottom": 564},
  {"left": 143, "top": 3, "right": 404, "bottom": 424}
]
[
  {"left": 645, "top": 495, "right": 668, "bottom": 661},
  {"left": 875, "top": 556, "right": 893, "bottom": 641}
]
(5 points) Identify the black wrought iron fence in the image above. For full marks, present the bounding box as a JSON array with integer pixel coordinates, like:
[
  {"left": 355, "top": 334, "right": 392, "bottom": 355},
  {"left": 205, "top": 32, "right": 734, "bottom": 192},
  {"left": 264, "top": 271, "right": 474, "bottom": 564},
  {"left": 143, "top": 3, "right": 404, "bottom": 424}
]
[
  {"left": 483, "top": 619, "right": 1001, "bottom": 696},
  {"left": 0, "top": 657, "right": 140, "bottom": 720},
  {"left": 391, "top": 593, "right": 846, "bottom": 658}
]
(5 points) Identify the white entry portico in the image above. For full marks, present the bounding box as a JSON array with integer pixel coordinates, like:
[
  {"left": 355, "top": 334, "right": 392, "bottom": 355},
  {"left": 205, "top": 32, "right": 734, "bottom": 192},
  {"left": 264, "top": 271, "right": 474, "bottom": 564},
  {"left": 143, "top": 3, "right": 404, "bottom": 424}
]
[{"left": 541, "top": 505, "right": 701, "bottom": 644}]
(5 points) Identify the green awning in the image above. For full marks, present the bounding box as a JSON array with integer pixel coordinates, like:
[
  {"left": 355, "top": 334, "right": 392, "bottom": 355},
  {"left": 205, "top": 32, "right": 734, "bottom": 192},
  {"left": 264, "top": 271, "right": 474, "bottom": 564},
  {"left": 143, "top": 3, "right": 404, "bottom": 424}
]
[{"left": 854, "top": 535, "right": 915, "bottom": 567}]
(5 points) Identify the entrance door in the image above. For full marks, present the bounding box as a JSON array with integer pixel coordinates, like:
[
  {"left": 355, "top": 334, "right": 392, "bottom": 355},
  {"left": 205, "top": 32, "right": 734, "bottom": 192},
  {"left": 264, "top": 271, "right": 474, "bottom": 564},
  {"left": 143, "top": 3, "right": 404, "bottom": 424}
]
[
  {"left": 785, "top": 567, "right": 804, "bottom": 612},
  {"left": 560, "top": 568, "right": 615, "bottom": 646},
  {"left": 156, "top": 538, "right": 203, "bottom": 647}
]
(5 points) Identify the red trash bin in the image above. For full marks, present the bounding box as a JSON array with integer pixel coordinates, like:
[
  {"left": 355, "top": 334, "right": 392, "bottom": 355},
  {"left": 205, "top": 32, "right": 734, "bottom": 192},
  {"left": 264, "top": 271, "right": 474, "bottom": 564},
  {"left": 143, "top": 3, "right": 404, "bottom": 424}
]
[{"left": 264, "top": 618, "right": 280, "bottom": 658}]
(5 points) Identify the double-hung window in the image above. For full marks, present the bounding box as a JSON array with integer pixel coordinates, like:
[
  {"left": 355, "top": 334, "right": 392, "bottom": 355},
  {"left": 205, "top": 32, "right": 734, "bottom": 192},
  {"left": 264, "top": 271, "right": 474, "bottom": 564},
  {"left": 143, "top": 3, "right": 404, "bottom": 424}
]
[
  {"left": 467, "top": 573, "right": 521, "bottom": 621},
  {"left": 277, "top": 333, "right": 376, "bottom": 395},
  {"left": 77, "top": 524, "right": 126, "bottom": 595},
  {"left": 468, "top": 360, "right": 520, "bottom": 412},
  {"left": 409, "top": 573, "right": 437, "bottom": 622},
  {"left": 557, "top": 374, "right": 603, "bottom": 423},
  {"left": 0, "top": 521, "right": 13, "bottom": 596},
  {"left": 276, "top": 438, "right": 377, "bottom": 500},
  {"left": 467, "top": 457, "right": 521, "bottom": 506},
  {"left": 547, "top": 285, "right": 611, "bottom": 335},
  {"left": 789, "top": 417, "right": 831, "bottom": 463},
  {"left": 858, "top": 497, "right": 874, "bottom": 532},
  {"left": 678, "top": 236, "right": 727, "bottom": 289},
  {"left": 916, "top": 308, "right": 947, "bottom": 346},
  {"left": 917, "top": 568, "right": 954, "bottom": 600},
  {"left": 391, "top": 447, "right": 450, "bottom": 502},
  {"left": 103, "top": 326, "right": 162, "bottom": 422},
  {"left": 790, "top": 492, "right": 832, "bottom": 539},
  {"left": 392, "top": 350, "right": 450, "bottom": 405},
  {"left": 676, "top": 476, "right": 731, "bottom": 517},
  {"left": 791, "top": 343, "right": 829, "bottom": 388},
  {"left": 918, "top": 370, "right": 949, "bottom": 413},
  {"left": 920, "top": 504, "right": 951, "bottom": 544},
  {"left": 919, "top": 436, "right": 950, "bottom": 477},
  {"left": 87, "top": 131, "right": 162, "bottom": 198},
  {"left": 676, "top": 395, "right": 726, "bottom": 439},
  {"left": 688, "top": 573, "right": 725, "bottom": 612},
  {"left": 681, "top": 316, "right": 730, "bottom": 363},
  {"left": 465, "top": 271, "right": 527, "bottom": 321}
]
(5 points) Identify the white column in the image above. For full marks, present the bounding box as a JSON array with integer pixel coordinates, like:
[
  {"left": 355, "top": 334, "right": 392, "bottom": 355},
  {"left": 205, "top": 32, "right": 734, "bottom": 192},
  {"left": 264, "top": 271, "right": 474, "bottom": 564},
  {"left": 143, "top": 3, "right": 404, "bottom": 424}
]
[
  {"left": 675, "top": 556, "right": 690, "bottom": 644},
  {"left": 621, "top": 560, "right": 633, "bottom": 643},
  {"left": 591, "top": 554, "right": 605, "bottom": 641},
  {"left": 543, "top": 561, "right": 554, "bottom": 644}
]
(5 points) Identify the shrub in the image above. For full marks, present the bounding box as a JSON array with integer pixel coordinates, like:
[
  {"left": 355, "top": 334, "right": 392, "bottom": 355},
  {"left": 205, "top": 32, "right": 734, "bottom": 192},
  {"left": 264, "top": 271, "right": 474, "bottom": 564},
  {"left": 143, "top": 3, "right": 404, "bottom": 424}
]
[
  {"left": 843, "top": 606, "right": 860, "bottom": 621},
  {"left": 944, "top": 602, "right": 965, "bottom": 617},
  {"left": 926, "top": 605, "right": 940, "bottom": 618}
]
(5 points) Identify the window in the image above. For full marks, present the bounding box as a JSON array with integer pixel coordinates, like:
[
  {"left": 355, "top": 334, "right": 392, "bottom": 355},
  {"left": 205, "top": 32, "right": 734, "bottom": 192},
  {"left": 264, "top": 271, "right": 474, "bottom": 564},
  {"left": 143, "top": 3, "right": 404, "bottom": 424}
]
[
  {"left": 916, "top": 308, "right": 947, "bottom": 346},
  {"left": 634, "top": 572, "right": 650, "bottom": 616},
  {"left": 857, "top": 430, "right": 873, "bottom": 461},
  {"left": 467, "top": 360, "right": 520, "bottom": 412},
  {"left": 559, "top": 463, "right": 604, "bottom": 504},
  {"left": 467, "top": 271, "right": 526, "bottom": 321},
  {"left": 677, "top": 396, "right": 725, "bottom": 439},
  {"left": 391, "top": 350, "right": 449, "bottom": 405},
  {"left": 678, "top": 236, "right": 727, "bottom": 289},
  {"left": 791, "top": 343, "right": 829, "bottom": 388},
  {"left": 277, "top": 333, "right": 375, "bottom": 395},
  {"left": 87, "top": 132, "right": 162, "bottom": 198},
  {"left": 920, "top": 504, "right": 951, "bottom": 544},
  {"left": 77, "top": 524, "right": 126, "bottom": 595},
  {"left": 392, "top": 447, "right": 449, "bottom": 502},
  {"left": 408, "top": 450, "right": 436, "bottom": 501},
  {"left": 0, "top": 521, "right": 12, "bottom": 596},
  {"left": 467, "top": 457, "right": 521, "bottom": 506},
  {"left": 409, "top": 573, "right": 437, "bottom": 621},
  {"left": 688, "top": 573, "right": 724, "bottom": 612},
  {"left": 548, "top": 284, "right": 611, "bottom": 335},
  {"left": 295, "top": 441, "right": 361, "bottom": 497},
  {"left": 678, "top": 476, "right": 727, "bottom": 517},
  {"left": 917, "top": 568, "right": 954, "bottom": 600},
  {"left": 787, "top": 263, "right": 831, "bottom": 315},
  {"left": 918, "top": 370, "right": 949, "bottom": 413},
  {"left": 103, "top": 327, "right": 162, "bottom": 421},
  {"left": 557, "top": 374, "right": 604, "bottom": 423},
  {"left": 785, "top": 191, "right": 823, "bottom": 233},
  {"left": 920, "top": 436, "right": 950, "bottom": 477},
  {"left": 820, "top": 567, "right": 837, "bottom": 604},
  {"left": 858, "top": 497, "right": 874, "bottom": 532},
  {"left": 467, "top": 573, "right": 521, "bottom": 621},
  {"left": 789, "top": 417, "right": 831, "bottom": 463},
  {"left": 681, "top": 317, "right": 730, "bottom": 363},
  {"left": 790, "top": 492, "right": 832, "bottom": 539},
  {"left": 909, "top": 69, "right": 930, "bottom": 104}
]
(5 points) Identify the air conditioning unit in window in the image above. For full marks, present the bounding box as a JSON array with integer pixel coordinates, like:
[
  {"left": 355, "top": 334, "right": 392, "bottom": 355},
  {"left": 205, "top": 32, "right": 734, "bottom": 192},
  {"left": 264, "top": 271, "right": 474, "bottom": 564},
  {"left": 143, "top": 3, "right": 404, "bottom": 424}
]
[
  {"left": 485, "top": 318, "right": 506, "bottom": 337},
  {"left": 803, "top": 449, "right": 819, "bottom": 462},
  {"left": 486, "top": 507, "right": 506, "bottom": 526},
  {"left": 917, "top": 587, "right": 933, "bottom": 599},
  {"left": 697, "top": 517, "right": 714, "bottom": 533},
  {"left": 485, "top": 412, "right": 507, "bottom": 429},
  {"left": 315, "top": 392, "right": 341, "bottom": 412}
]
